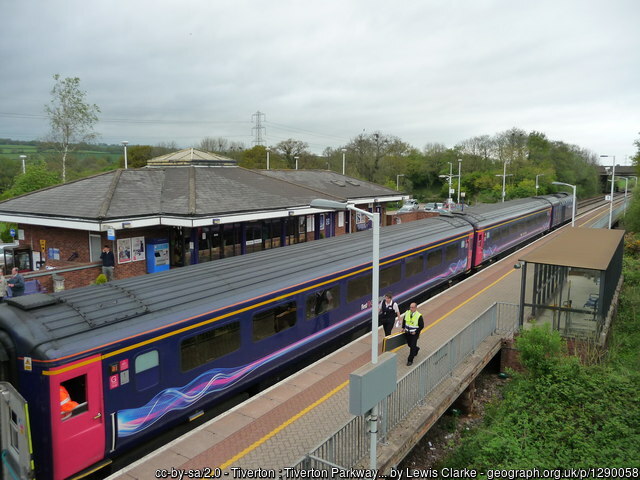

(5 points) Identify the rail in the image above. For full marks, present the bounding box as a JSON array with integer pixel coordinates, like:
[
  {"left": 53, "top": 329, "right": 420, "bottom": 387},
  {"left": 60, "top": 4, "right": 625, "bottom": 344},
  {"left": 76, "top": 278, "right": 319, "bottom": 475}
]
[{"left": 292, "top": 302, "right": 520, "bottom": 472}]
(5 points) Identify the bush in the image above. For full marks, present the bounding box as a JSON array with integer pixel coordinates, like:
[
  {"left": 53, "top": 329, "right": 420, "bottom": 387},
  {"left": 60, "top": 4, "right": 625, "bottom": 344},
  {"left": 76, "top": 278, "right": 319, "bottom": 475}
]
[
  {"left": 95, "top": 274, "right": 107, "bottom": 284},
  {"left": 515, "top": 324, "right": 565, "bottom": 377}
]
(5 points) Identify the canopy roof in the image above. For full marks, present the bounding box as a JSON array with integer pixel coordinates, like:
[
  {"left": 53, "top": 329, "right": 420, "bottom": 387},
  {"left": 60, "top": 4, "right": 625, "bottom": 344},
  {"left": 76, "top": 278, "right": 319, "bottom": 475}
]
[{"left": 518, "top": 227, "right": 625, "bottom": 270}]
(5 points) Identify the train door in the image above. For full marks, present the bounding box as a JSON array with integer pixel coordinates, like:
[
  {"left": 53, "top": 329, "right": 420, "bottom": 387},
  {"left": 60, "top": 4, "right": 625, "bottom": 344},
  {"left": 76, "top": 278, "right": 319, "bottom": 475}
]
[
  {"left": 50, "top": 355, "right": 105, "bottom": 480},
  {"left": 0, "top": 382, "right": 34, "bottom": 480},
  {"left": 473, "top": 231, "right": 485, "bottom": 267}
]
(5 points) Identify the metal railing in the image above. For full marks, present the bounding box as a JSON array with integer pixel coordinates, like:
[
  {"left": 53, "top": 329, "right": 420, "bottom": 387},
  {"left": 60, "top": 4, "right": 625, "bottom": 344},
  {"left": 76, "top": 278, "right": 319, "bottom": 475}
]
[{"left": 292, "top": 302, "right": 520, "bottom": 472}]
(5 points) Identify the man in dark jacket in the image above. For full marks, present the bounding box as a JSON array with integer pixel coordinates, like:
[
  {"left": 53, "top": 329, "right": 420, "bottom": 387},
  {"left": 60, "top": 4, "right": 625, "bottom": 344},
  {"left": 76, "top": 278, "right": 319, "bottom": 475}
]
[
  {"left": 100, "top": 245, "right": 115, "bottom": 281},
  {"left": 8, "top": 267, "right": 25, "bottom": 297}
]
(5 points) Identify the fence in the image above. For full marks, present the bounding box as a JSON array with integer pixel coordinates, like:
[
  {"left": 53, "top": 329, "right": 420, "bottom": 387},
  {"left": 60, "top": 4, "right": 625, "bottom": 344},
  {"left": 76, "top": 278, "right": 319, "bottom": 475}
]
[{"left": 292, "top": 301, "right": 520, "bottom": 472}]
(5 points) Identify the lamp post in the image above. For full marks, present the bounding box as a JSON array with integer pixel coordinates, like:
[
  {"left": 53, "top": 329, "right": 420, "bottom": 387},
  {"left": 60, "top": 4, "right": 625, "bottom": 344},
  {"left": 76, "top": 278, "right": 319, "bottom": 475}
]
[
  {"left": 121, "top": 141, "right": 129, "bottom": 169},
  {"left": 19, "top": 155, "right": 27, "bottom": 174},
  {"left": 535, "top": 174, "right": 545, "bottom": 194},
  {"left": 495, "top": 165, "right": 513, "bottom": 203},
  {"left": 310, "top": 198, "right": 380, "bottom": 469},
  {"left": 600, "top": 155, "right": 616, "bottom": 229},
  {"left": 342, "top": 148, "right": 346, "bottom": 175},
  {"left": 266, "top": 146, "right": 270, "bottom": 170},
  {"left": 457, "top": 159, "right": 462, "bottom": 205},
  {"left": 396, "top": 174, "right": 405, "bottom": 191},
  {"left": 294, "top": 155, "right": 299, "bottom": 170},
  {"left": 551, "top": 181, "right": 577, "bottom": 226},
  {"left": 617, "top": 176, "right": 630, "bottom": 217}
]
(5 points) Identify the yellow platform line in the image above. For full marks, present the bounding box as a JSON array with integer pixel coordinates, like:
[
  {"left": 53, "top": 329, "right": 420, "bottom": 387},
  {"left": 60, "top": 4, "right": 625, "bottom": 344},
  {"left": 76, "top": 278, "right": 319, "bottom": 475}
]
[{"left": 217, "top": 379, "right": 349, "bottom": 470}]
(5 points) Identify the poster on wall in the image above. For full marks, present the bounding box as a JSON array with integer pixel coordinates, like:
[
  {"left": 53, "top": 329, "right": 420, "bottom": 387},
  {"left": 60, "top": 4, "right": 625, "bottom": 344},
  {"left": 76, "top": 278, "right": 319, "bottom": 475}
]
[
  {"left": 131, "top": 236, "right": 146, "bottom": 262},
  {"left": 117, "top": 238, "right": 132, "bottom": 264}
]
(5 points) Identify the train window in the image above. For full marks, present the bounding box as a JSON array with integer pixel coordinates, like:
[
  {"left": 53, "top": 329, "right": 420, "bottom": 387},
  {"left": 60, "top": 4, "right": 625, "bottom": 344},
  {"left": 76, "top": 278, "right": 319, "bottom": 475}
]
[
  {"left": 405, "top": 254, "right": 424, "bottom": 278},
  {"left": 445, "top": 244, "right": 458, "bottom": 262},
  {"left": 253, "top": 302, "right": 297, "bottom": 341},
  {"left": 426, "top": 250, "right": 441, "bottom": 269},
  {"left": 181, "top": 322, "right": 241, "bottom": 371},
  {"left": 305, "top": 286, "right": 340, "bottom": 319},
  {"left": 60, "top": 376, "right": 88, "bottom": 421},
  {"left": 380, "top": 263, "right": 401, "bottom": 290},
  {"left": 135, "top": 350, "right": 160, "bottom": 390},
  {"left": 347, "top": 272, "right": 372, "bottom": 303}
]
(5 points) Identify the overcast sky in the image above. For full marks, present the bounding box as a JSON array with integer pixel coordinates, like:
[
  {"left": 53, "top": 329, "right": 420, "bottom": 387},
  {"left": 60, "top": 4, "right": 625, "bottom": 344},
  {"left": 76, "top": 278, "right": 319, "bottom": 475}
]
[{"left": 1, "top": 0, "right": 638, "bottom": 164}]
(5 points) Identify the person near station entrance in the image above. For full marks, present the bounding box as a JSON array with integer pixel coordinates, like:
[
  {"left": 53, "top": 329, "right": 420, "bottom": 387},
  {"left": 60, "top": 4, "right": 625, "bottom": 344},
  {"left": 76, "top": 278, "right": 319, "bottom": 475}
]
[
  {"left": 402, "top": 302, "right": 424, "bottom": 366},
  {"left": 60, "top": 385, "right": 79, "bottom": 420},
  {"left": 100, "top": 244, "right": 115, "bottom": 281},
  {"left": 379, "top": 293, "right": 401, "bottom": 336},
  {"left": 7, "top": 267, "right": 25, "bottom": 297},
  {"left": 0, "top": 270, "right": 7, "bottom": 302}
]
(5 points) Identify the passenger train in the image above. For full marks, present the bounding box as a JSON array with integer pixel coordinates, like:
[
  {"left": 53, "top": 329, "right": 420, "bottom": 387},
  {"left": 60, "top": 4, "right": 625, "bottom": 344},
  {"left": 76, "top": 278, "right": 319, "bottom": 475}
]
[{"left": 0, "top": 194, "right": 574, "bottom": 480}]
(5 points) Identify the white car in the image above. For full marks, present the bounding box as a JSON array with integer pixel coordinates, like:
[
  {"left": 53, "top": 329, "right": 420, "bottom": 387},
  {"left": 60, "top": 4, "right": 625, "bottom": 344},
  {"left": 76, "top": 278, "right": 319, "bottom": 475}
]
[{"left": 424, "top": 202, "right": 444, "bottom": 211}]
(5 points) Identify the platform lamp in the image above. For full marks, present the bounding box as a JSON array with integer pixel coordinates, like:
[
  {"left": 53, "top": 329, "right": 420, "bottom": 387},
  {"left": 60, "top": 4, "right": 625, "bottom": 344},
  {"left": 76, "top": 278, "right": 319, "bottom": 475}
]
[
  {"left": 457, "top": 159, "right": 462, "bottom": 204},
  {"left": 535, "top": 174, "right": 545, "bottom": 194},
  {"left": 396, "top": 174, "right": 405, "bottom": 191},
  {"left": 551, "top": 181, "right": 576, "bottom": 226},
  {"left": 342, "top": 148, "right": 346, "bottom": 175},
  {"left": 266, "top": 146, "right": 270, "bottom": 170},
  {"left": 121, "top": 141, "right": 129, "bottom": 169},
  {"left": 19, "top": 154, "right": 27, "bottom": 174},
  {"left": 600, "top": 155, "right": 616, "bottom": 229},
  {"left": 310, "top": 198, "right": 380, "bottom": 469},
  {"left": 294, "top": 155, "right": 299, "bottom": 170},
  {"left": 617, "top": 176, "right": 630, "bottom": 217}
]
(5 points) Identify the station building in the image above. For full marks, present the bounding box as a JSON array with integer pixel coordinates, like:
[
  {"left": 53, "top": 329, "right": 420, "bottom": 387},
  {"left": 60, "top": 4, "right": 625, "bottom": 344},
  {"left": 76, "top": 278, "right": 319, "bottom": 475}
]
[{"left": 0, "top": 148, "right": 405, "bottom": 292}]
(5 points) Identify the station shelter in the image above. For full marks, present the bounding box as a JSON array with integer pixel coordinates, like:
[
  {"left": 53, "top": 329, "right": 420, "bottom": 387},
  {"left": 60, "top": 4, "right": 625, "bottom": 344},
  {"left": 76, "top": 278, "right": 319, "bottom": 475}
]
[{"left": 516, "top": 227, "right": 625, "bottom": 344}]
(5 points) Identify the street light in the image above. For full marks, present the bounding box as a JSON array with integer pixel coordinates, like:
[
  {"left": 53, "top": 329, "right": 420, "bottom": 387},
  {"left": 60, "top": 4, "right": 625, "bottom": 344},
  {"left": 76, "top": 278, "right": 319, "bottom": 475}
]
[
  {"left": 495, "top": 166, "right": 513, "bottom": 203},
  {"left": 294, "top": 155, "right": 299, "bottom": 170},
  {"left": 551, "top": 181, "right": 577, "bottom": 227},
  {"left": 342, "top": 148, "right": 346, "bottom": 175},
  {"left": 617, "top": 176, "right": 630, "bottom": 217},
  {"left": 396, "top": 174, "right": 405, "bottom": 191},
  {"left": 121, "top": 141, "right": 129, "bottom": 169},
  {"left": 457, "top": 159, "right": 462, "bottom": 204},
  {"left": 535, "top": 174, "right": 545, "bottom": 194},
  {"left": 19, "top": 155, "right": 27, "bottom": 174},
  {"left": 310, "top": 198, "right": 380, "bottom": 469},
  {"left": 266, "top": 146, "right": 270, "bottom": 170},
  {"left": 600, "top": 155, "right": 616, "bottom": 229}
]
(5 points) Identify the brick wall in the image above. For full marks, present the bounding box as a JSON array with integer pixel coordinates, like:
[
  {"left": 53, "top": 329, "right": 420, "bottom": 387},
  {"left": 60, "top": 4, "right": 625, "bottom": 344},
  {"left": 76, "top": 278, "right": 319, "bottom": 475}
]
[
  {"left": 18, "top": 224, "right": 169, "bottom": 290},
  {"left": 386, "top": 211, "right": 439, "bottom": 226}
]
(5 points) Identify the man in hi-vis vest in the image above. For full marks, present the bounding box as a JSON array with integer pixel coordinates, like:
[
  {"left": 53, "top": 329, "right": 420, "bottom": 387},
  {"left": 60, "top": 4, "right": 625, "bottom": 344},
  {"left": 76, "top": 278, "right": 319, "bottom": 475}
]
[{"left": 402, "top": 302, "right": 424, "bottom": 366}]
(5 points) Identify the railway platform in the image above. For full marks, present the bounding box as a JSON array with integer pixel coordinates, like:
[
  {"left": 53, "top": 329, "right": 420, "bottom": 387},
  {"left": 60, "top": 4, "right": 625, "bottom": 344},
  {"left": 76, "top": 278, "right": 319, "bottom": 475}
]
[{"left": 108, "top": 201, "right": 620, "bottom": 479}]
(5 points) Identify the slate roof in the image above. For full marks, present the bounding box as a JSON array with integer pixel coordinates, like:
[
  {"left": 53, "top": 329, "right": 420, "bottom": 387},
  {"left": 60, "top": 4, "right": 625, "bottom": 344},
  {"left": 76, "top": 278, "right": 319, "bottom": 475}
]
[
  {"left": 0, "top": 167, "right": 400, "bottom": 222},
  {"left": 258, "top": 169, "right": 398, "bottom": 199}
]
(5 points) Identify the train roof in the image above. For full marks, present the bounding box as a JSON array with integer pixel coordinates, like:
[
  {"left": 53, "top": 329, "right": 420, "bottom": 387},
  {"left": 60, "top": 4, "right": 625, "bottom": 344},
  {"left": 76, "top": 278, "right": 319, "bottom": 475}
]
[
  {"left": 0, "top": 215, "right": 472, "bottom": 362},
  {"left": 455, "top": 196, "right": 553, "bottom": 227}
]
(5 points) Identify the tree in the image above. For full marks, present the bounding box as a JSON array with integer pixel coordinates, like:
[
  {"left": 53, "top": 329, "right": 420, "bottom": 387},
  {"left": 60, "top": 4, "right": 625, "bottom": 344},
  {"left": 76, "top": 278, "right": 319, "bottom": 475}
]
[
  {"left": 44, "top": 74, "right": 100, "bottom": 183},
  {"left": 274, "top": 139, "right": 309, "bottom": 169},
  {"left": 2, "top": 160, "right": 61, "bottom": 198},
  {"left": 120, "top": 145, "right": 154, "bottom": 168}
]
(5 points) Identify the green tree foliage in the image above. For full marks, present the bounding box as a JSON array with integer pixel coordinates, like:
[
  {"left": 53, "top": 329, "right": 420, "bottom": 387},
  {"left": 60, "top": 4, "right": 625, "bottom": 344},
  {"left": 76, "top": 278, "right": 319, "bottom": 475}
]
[
  {"left": 274, "top": 139, "right": 309, "bottom": 169},
  {"left": 1, "top": 160, "right": 61, "bottom": 199},
  {"left": 119, "top": 145, "right": 154, "bottom": 168},
  {"left": 44, "top": 74, "right": 100, "bottom": 183},
  {"left": 443, "top": 243, "right": 640, "bottom": 469}
]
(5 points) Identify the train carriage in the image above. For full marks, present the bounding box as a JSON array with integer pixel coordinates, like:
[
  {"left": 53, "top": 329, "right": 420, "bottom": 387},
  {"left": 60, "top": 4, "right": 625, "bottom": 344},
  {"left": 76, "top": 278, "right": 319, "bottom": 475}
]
[
  {"left": 457, "top": 197, "right": 554, "bottom": 267},
  {"left": 0, "top": 215, "right": 474, "bottom": 480}
]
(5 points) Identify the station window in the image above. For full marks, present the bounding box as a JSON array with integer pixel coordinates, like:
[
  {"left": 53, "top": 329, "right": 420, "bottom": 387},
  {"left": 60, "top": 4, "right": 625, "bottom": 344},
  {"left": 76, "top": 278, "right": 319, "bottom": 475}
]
[
  {"left": 347, "top": 272, "right": 372, "bottom": 302},
  {"left": 405, "top": 254, "right": 424, "bottom": 278},
  {"left": 380, "top": 263, "right": 401, "bottom": 290},
  {"left": 305, "top": 285, "right": 340, "bottom": 319},
  {"left": 181, "top": 322, "right": 240, "bottom": 371},
  {"left": 253, "top": 302, "right": 297, "bottom": 341}
]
